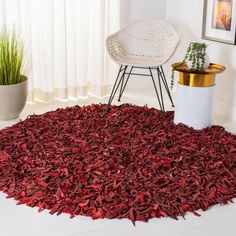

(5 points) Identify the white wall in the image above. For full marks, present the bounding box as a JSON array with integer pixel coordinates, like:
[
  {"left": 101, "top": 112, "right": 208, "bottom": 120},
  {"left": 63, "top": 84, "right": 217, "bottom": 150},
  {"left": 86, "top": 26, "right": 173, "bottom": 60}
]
[
  {"left": 120, "top": 0, "right": 166, "bottom": 27},
  {"left": 166, "top": 0, "right": 236, "bottom": 122}
]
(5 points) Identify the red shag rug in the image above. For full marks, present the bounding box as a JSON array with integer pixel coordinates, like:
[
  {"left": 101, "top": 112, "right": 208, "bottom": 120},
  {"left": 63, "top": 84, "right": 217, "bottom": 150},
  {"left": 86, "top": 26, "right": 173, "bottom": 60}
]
[{"left": 0, "top": 104, "right": 236, "bottom": 224}]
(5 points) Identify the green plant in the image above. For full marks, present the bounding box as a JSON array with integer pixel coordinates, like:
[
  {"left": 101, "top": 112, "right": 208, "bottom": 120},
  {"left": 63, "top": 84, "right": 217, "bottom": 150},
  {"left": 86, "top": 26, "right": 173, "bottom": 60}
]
[
  {"left": 0, "top": 30, "right": 27, "bottom": 85},
  {"left": 170, "top": 42, "right": 207, "bottom": 90},
  {"left": 184, "top": 42, "right": 207, "bottom": 70}
]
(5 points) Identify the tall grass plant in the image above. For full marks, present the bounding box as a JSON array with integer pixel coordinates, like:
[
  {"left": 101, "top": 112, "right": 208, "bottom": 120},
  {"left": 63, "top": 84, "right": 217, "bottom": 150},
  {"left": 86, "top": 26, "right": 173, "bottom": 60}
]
[{"left": 0, "top": 30, "right": 27, "bottom": 85}]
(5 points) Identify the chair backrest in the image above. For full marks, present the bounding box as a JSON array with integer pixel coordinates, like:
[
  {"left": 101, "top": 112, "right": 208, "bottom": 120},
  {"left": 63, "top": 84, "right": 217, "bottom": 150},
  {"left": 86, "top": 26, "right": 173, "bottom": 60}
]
[{"left": 107, "top": 19, "right": 180, "bottom": 66}]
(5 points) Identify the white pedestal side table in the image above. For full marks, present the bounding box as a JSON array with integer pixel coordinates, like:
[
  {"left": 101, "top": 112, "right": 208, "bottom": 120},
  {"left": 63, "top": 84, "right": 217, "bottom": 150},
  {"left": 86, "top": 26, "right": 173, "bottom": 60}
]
[{"left": 172, "top": 63, "right": 225, "bottom": 130}]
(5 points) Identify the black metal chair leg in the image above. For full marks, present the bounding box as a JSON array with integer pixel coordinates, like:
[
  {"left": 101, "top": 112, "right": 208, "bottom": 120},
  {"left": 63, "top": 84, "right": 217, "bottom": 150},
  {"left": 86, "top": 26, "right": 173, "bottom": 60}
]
[
  {"left": 108, "top": 65, "right": 172, "bottom": 114},
  {"left": 106, "top": 65, "right": 127, "bottom": 111},
  {"left": 149, "top": 67, "right": 164, "bottom": 115},
  {"left": 118, "top": 66, "right": 128, "bottom": 101},
  {"left": 156, "top": 68, "right": 165, "bottom": 112},
  {"left": 159, "top": 66, "right": 175, "bottom": 107},
  {"left": 118, "top": 66, "right": 133, "bottom": 101},
  {"left": 159, "top": 66, "right": 174, "bottom": 107},
  {"left": 107, "top": 65, "right": 123, "bottom": 105}
]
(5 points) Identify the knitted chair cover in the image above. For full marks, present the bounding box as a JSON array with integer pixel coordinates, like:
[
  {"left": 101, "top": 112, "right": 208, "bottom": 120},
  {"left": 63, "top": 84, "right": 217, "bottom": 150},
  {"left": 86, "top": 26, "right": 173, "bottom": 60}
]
[{"left": 106, "top": 19, "right": 180, "bottom": 67}]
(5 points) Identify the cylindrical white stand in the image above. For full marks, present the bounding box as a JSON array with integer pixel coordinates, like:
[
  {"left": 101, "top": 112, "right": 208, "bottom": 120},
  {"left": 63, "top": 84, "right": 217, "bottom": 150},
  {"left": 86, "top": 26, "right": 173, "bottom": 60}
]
[{"left": 174, "top": 84, "right": 215, "bottom": 130}]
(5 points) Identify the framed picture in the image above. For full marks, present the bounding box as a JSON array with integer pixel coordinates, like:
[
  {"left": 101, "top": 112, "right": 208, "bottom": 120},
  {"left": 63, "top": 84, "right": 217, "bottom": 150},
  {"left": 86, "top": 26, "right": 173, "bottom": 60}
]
[{"left": 202, "top": 0, "right": 236, "bottom": 44}]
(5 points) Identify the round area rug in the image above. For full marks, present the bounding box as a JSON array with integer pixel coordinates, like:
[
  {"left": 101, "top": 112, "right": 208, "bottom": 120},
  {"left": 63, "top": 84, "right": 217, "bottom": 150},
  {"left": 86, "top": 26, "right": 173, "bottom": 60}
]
[{"left": 0, "top": 104, "right": 235, "bottom": 224}]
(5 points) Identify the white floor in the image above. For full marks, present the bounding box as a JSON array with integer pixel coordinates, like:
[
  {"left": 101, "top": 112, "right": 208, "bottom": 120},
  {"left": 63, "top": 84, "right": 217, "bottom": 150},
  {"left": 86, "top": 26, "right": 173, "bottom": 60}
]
[{"left": 0, "top": 95, "right": 236, "bottom": 236}]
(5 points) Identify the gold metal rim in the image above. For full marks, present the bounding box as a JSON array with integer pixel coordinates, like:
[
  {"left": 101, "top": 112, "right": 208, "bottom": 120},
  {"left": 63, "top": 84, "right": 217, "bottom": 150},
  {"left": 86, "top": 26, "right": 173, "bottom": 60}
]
[
  {"left": 172, "top": 62, "right": 225, "bottom": 75},
  {"left": 172, "top": 62, "right": 225, "bottom": 87},
  {"left": 179, "top": 72, "right": 215, "bottom": 87}
]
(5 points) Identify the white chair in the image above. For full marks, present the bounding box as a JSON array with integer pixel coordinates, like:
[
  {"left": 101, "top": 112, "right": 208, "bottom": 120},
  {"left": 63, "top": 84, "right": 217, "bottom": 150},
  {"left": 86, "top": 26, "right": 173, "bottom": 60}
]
[{"left": 106, "top": 19, "right": 180, "bottom": 113}]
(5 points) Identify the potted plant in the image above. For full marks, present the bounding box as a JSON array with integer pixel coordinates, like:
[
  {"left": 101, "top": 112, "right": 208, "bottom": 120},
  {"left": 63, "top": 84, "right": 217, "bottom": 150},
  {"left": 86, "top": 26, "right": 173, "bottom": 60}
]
[
  {"left": 0, "top": 30, "right": 29, "bottom": 120},
  {"left": 171, "top": 42, "right": 209, "bottom": 89}
]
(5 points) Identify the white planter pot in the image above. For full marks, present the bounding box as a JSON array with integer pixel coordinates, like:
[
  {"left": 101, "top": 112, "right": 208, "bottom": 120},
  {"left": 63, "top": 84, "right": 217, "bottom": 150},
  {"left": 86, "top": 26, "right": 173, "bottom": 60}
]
[
  {"left": 0, "top": 78, "right": 28, "bottom": 120},
  {"left": 174, "top": 84, "right": 214, "bottom": 129},
  {"left": 186, "top": 53, "right": 210, "bottom": 70}
]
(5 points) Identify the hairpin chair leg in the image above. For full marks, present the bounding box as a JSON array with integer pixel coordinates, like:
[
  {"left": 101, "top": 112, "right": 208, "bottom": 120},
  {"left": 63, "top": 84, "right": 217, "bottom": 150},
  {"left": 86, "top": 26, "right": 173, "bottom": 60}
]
[
  {"left": 117, "top": 66, "right": 128, "bottom": 102},
  {"left": 156, "top": 68, "right": 165, "bottom": 113},
  {"left": 149, "top": 67, "right": 164, "bottom": 115},
  {"left": 118, "top": 66, "right": 133, "bottom": 101},
  {"left": 159, "top": 66, "right": 175, "bottom": 107},
  {"left": 106, "top": 65, "right": 127, "bottom": 111}
]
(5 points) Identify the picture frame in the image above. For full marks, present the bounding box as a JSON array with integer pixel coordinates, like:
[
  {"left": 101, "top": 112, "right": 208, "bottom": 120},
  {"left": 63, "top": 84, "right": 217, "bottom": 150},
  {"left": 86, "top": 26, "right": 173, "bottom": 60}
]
[{"left": 202, "top": 0, "right": 236, "bottom": 45}]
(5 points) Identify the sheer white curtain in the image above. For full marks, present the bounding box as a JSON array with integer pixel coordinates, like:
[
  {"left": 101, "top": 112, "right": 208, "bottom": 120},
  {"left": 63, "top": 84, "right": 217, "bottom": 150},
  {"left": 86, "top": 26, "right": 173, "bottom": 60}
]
[{"left": 0, "top": 0, "right": 120, "bottom": 102}]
